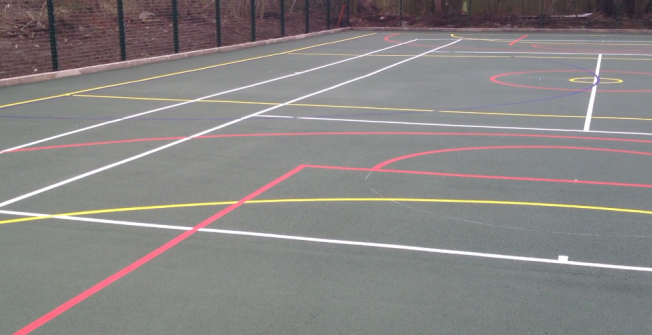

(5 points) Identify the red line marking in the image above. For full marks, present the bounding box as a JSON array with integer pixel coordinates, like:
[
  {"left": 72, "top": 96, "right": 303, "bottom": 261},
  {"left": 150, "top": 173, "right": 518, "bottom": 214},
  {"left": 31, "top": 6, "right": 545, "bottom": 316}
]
[
  {"left": 13, "top": 165, "right": 306, "bottom": 335},
  {"left": 304, "top": 165, "right": 652, "bottom": 188},
  {"left": 8, "top": 132, "right": 652, "bottom": 154},
  {"left": 509, "top": 34, "right": 528, "bottom": 46},
  {"left": 372, "top": 145, "right": 652, "bottom": 170}
]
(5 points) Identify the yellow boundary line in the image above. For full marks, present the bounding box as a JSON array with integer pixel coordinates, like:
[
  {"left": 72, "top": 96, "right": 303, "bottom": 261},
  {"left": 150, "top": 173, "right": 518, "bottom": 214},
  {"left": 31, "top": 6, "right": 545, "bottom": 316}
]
[
  {"left": 0, "top": 33, "right": 376, "bottom": 110},
  {"left": 72, "top": 93, "right": 652, "bottom": 122},
  {"left": 450, "top": 33, "right": 652, "bottom": 46},
  {"left": 1, "top": 198, "right": 652, "bottom": 225},
  {"left": 288, "top": 52, "right": 652, "bottom": 61}
]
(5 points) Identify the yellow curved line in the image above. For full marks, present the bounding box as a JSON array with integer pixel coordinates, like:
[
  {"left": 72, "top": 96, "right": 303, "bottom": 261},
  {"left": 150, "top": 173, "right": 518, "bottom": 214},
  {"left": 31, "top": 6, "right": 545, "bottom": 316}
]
[
  {"left": 450, "top": 33, "right": 652, "bottom": 46},
  {"left": 0, "top": 33, "right": 376, "bottom": 110},
  {"left": 2, "top": 198, "right": 652, "bottom": 225}
]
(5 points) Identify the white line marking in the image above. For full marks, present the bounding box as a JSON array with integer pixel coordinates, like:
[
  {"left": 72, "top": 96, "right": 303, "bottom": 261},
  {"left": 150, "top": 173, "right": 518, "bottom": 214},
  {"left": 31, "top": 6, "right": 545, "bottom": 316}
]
[
  {"left": 1, "top": 209, "right": 650, "bottom": 273},
  {"left": 0, "top": 39, "right": 413, "bottom": 154},
  {"left": 584, "top": 54, "right": 602, "bottom": 132},
  {"left": 0, "top": 209, "right": 188, "bottom": 230},
  {"left": 432, "top": 51, "right": 652, "bottom": 57},
  {"left": 261, "top": 115, "right": 652, "bottom": 137},
  {"left": 0, "top": 39, "right": 462, "bottom": 209}
]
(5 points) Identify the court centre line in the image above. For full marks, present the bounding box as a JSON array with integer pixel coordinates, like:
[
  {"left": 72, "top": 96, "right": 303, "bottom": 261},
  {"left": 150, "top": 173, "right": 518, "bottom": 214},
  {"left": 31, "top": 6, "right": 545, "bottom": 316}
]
[
  {"left": 0, "top": 33, "right": 376, "bottom": 110},
  {"left": 1, "top": 208, "right": 651, "bottom": 273},
  {"left": 584, "top": 54, "right": 602, "bottom": 132},
  {"left": 0, "top": 39, "right": 462, "bottom": 209},
  {"left": 0, "top": 36, "right": 405, "bottom": 154},
  {"left": 260, "top": 115, "right": 652, "bottom": 137}
]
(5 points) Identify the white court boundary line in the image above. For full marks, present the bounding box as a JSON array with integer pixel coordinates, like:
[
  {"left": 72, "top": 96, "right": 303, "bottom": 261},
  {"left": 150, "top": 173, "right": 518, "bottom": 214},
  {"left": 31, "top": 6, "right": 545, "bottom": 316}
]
[
  {"left": 0, "top": 39, "right": 462, "bottom": 209},
  {"left": 260, "top": 115, "right": 652, "bottom": 137},
  {"left": 0, "top": 37, "right": 408, "bottom": 154},
  {"left": 584, "top": 54, "right": 603, "bottom": 131},
  {"left": 1, "top": 208, "right": 650, "bottom": 273}
]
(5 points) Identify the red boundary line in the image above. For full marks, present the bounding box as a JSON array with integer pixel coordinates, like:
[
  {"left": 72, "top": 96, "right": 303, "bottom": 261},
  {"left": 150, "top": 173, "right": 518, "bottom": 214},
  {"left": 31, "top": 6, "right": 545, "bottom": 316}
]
[
  {"left": 372, "top": 145, "right": 652, "bottom": 170},
  {"left": 304, "top": 164, "right": 652, "bottom": 188},
  {"left": 13, "top": 165, "right": 306, "bottom": 335},
  {"left": 509, "top": 34, "right": 528, "bottom": 46},
  {"left": 8, "top": 132, "right": 652, "bottom": 154}
]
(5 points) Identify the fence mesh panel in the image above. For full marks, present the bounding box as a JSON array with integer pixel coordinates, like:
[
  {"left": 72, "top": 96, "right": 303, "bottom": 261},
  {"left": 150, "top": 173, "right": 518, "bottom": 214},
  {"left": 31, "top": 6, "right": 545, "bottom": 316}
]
[
  {"left": 177, "top": 0, "right": 216, "bottom": 52},
  {"left": 1, "top": 0, "right": 54, "bottom": 77},
  {"left": 53, "top": 0, "right": 120, "bottom": 70},
  {"left": 1, "top": 0, "right": 651, "bottom": 80}
]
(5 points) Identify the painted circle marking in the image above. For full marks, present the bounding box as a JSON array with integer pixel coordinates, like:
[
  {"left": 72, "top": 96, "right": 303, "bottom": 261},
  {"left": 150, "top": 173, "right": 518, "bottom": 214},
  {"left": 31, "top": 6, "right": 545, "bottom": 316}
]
[
  {"left": 491, "top": 70, "right": 652, "bottom": 92},
  {"left": 569, "top": 77, "right": 623, "bottom": 84}
]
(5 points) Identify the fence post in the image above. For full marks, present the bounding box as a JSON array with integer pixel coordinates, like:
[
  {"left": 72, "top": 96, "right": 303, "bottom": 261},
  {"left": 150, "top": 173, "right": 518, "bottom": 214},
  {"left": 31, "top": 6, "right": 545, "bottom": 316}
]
[
  {"left": 280, "top": 0, "right": 285, "bottom": 36},
  {"left": 539, "top": 0, "right": 543, "bottom": 27},
  {"left": 346, "top": 0, "right": 350, "bottom": 26},
  {"left": 305, "top": 0, "right": 310, "bottom": 33},
  {"left": 172, "top": 0, "right": 179, "bottom": 53},
  {"left": 251, "top": 0, "right": 256, "bottom": 41},
  {"left": 216, "top": 0, "right": 221, "bottom": 46},
  {"left": 46, "top": 0, "right": 58, "bottom": 71},
  {"left": 117, "top": 0, "right": 126, "bottom": 60},
  {"left": 468, "top": 0, "right": 472, "bottom": 27},
  {"left": 327, "top": 0, "right": 331, "bottom": 29},
  {"left": 399, "top": 0, "right": 403, "bottom": 27}
]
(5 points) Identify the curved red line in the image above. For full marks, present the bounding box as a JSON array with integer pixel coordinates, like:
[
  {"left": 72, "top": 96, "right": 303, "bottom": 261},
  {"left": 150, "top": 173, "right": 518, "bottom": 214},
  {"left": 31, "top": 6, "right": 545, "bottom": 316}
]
[
  {"left": 372, "top": 145, "right": 652, "bottom": 170},
  {"left": 8, "top": 132, "right": 652, "bottom": 154},
  {"left": 305, "top": 164, "right": 652, "bottom": 188}
]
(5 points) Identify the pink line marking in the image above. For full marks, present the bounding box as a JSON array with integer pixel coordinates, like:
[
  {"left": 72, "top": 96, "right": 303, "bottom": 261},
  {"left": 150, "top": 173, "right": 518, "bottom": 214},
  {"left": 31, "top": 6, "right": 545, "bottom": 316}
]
[
  {"left": 8, "top": 132, "right": 652, "bottom": 154},
  {"left": 13, "top": 165, "right": 306, "bottom": 335},
  {"left": 372, "top": 145, "right": 652, "bottom": 170},
  {"left": 509, "top": 34, "right": 528, "bottom": 46},
  {"left": 304, "top": 164, "right": 652, "bottom": 188}
]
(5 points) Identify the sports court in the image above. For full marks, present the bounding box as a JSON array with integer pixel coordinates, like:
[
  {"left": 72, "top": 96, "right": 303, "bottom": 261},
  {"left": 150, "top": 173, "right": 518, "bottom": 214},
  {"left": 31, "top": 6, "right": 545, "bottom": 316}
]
[{"left": 2, "top": 30, "right": 652, "bottom": 334}]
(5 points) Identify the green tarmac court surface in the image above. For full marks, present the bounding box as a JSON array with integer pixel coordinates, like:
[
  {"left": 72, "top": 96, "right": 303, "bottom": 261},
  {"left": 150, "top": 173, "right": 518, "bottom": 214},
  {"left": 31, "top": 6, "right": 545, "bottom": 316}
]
[{"left": 2, "top": 30, "right": 652, "bottom": 334}]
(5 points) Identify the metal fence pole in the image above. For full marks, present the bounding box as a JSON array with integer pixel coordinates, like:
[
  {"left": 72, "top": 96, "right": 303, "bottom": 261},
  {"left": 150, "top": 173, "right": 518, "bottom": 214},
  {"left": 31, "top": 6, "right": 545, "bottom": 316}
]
[
  {"left": 399, "top": 0, "right": 403, "bottom": 27},
  {"left": 172, "top": 0, "right": 179, "bottom": 53},
  {"left": 468, "top": 0, "right": 472, "bottom": 27},
  {"left": 46, "top": 0, "right": 58, "bottom": 71},
  {"left": 346, "top": 0, "right": 350, "bottom": 26},
  {"left": 327, "top": 0, "right": 331, "bottom": 29},
  {"left": 117, "top": 0, "right": 126, "bottom": 60},
  {"left": 539, "top": 0, "right": 544, "bottom": 27},
  {"left": 280, "top": 0, "right": 285, "bottom": 36},
  {"left": 305, "top": 0, "right": 310, "bottom": 33},
  {"left": 251, "top": 0, "right": 256, "bottom": 41},
  {"left": 216, "top": 0, "right": 221, "bottom": 46}
]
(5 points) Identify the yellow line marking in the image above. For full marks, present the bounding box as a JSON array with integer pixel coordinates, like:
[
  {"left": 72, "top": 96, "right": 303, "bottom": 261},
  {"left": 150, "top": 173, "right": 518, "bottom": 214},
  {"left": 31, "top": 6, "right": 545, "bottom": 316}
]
[
  {"left": 2, "top": 198, "right": 652, "bottom": 225},
  {"left": 72, "top": 93, "right": 652, "bottom": 122},
  {"left": 289, "top": 52, "right": 510, "bottom": 58},
  {"left": 72, "top": 94, "right": 436, "bottom": 112},
  {"left": 451, "top": 33, "right": 652, "bottom": 46},
  {"left": 289, "top": 52, "right": 652, "bottom": 61},
  {"left": 570, "top": 77, "right": 623, "bottom": 84},
  {"left": 0, "top": 33, "right": 376, "bottom": 110},
  {"left": 438, "top": 110, "right": 583, "bottom": 118}
]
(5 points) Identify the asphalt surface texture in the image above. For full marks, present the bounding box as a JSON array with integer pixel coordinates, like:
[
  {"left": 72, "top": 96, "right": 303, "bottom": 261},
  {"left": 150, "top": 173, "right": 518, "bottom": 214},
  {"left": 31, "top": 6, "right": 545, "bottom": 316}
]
[{"left": 2, "top": 30, "right": 652, "bottom": 335}]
